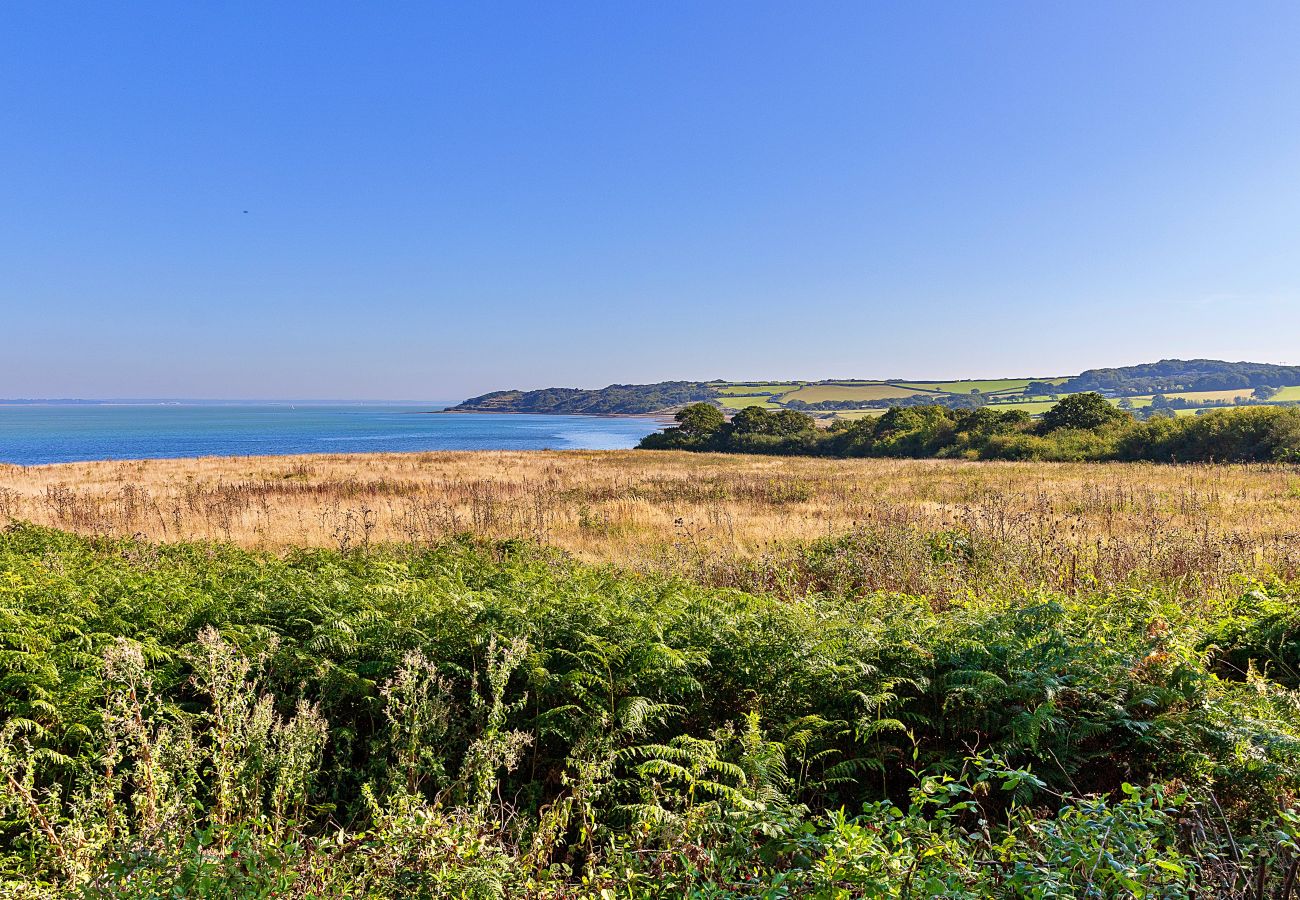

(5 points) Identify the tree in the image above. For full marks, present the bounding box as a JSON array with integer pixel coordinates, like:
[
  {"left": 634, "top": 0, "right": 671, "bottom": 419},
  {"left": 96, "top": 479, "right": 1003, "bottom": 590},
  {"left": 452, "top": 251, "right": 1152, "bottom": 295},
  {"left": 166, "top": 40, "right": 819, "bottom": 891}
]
[
  {"left": 770, "top": 409, "right": 816, "bottom": 435},
  {"left": 956, "top": 407, "right": 1031, "bottom": 436},
  {"left": 727, "top": 406, "right": 815, "bottom": 437},
  {"left": 675, "top": 402, "right": 725, "bottom": 438},
  {"left": 1039, "top": 392, "right": 1131, "bottom": 432}
]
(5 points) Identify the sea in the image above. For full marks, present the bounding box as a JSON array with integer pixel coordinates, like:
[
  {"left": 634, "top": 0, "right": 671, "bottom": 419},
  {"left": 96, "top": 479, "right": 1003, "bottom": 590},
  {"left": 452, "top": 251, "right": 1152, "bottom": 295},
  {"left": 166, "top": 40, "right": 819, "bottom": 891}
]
[{"left": 0, "top": 402, "right": 664, "bottom": 466}]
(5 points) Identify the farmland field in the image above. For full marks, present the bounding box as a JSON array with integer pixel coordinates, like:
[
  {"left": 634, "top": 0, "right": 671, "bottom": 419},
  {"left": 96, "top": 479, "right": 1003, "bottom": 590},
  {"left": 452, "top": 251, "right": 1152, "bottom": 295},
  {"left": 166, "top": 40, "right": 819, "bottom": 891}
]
[
  {"left": 1273, "top": 385, "right": 1300, "bottom": 401},
  {"left": 776, "top": 382, "right": 939, "bottom": 403},
  {"left": 715, "top": 394, "right": 782, "bottom": 409},
  {"left": 892, "top": 378, "right": 1053, "bottom": 394},
  {"left": 713, "top": 382, "right": 801, "bottom": 395}
]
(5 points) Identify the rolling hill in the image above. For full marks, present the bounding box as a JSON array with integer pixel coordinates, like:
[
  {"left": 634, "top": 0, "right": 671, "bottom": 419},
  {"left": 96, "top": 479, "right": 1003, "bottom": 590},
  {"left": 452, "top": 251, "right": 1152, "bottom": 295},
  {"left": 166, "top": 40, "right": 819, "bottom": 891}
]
[{"left": 448, "top": 359, "right": 1300, "bottom": 418}]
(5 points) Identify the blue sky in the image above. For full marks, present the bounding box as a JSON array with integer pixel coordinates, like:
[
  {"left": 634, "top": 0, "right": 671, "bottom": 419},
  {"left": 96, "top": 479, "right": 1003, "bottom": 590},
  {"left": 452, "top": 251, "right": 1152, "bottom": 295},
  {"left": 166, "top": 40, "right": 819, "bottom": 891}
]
[{"left": 3, "top": 2, "right": 1299, "bottom": 400}]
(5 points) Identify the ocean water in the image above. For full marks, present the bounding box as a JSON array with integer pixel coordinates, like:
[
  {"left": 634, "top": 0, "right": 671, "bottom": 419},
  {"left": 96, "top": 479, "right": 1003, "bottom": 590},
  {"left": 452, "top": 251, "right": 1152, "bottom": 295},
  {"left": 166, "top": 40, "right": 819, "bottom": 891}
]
[{"left": 0, "top": 403, "right": 664, "bottom": 465}]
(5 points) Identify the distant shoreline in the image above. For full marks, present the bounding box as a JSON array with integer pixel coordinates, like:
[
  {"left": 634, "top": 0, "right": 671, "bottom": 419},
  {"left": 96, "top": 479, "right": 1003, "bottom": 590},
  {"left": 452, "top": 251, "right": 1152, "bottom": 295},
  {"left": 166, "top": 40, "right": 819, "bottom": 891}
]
[{"left": 434, "top": 408, "right": 676, "bottom": 425}]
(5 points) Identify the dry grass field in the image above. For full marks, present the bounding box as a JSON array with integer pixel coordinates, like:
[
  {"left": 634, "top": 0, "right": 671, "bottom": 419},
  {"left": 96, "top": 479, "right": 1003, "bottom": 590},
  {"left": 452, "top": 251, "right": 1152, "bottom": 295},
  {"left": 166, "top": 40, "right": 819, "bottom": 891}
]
[{"left": 3, "top": 449, "right": 1300, "bottom": 599}]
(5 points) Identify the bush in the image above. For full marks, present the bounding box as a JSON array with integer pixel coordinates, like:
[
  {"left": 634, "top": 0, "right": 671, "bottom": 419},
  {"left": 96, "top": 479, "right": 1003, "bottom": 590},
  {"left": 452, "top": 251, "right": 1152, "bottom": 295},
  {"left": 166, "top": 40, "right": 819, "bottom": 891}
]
[{"left": 640, "top": 399, "right": 1300, "bottom": 463}]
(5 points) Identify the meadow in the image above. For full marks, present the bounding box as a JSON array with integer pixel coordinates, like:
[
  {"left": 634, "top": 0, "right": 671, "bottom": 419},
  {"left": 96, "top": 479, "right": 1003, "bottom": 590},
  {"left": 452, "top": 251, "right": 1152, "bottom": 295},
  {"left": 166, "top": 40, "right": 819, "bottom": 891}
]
[
  {"left": 3, "top": 450, "right": 1300, "bottom": 897},
  {"left": 4, "top": 451, "right": 1300, "bottom": 592}
]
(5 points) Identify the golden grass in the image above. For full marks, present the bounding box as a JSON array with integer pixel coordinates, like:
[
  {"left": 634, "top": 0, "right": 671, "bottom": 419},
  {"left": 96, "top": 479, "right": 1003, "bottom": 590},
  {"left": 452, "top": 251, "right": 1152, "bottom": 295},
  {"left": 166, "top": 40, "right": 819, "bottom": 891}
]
[{"left": 3, "top": 451, "right": 1299, "bottom": 585}]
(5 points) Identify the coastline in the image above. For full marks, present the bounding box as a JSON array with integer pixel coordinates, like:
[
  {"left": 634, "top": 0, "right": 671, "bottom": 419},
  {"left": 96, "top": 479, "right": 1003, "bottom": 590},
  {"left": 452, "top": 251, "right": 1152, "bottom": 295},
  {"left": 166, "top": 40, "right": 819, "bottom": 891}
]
[{"left": 434, "top": 408, "right": 677, "bottom": 425}]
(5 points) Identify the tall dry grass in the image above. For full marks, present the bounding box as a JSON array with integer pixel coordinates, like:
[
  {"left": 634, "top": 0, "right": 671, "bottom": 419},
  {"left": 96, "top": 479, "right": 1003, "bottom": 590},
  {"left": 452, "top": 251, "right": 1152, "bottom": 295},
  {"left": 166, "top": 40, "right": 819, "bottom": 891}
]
[{"left": 2, "top": 450, "right": 1299, "bottom": 597}]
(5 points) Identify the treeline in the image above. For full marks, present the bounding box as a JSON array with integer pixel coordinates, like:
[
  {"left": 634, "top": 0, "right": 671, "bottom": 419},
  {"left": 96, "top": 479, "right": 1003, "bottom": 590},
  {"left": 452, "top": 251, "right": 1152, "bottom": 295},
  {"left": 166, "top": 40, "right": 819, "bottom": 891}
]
[
  {"left": 450, "top": 381, "right": 717, "bottom": 414},
  {"left": 1057, "top": 358, "right": 1300, "bottom": 395},
  {"left": 639, "top": 393, "right": 1300, "bottom": 462}
]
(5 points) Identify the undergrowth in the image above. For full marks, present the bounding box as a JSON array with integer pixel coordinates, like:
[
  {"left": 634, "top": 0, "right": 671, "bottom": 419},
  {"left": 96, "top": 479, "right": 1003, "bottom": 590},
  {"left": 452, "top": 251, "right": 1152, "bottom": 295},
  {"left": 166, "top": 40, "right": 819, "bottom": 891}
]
[{"left": 1, "top": 523, "right": 1299, "bottom": 897}]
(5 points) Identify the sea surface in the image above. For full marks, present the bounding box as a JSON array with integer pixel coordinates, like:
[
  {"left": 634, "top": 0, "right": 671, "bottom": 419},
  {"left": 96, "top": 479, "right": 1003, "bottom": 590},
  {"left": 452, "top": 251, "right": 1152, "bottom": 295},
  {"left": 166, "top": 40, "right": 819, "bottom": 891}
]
[{"left": 0, "top": 403, "right": 663, "bottom": 466}]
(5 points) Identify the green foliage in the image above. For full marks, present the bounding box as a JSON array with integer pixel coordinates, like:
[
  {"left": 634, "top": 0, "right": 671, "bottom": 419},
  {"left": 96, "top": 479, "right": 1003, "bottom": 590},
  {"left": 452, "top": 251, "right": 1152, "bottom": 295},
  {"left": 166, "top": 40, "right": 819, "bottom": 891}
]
[
  {"left": 1060, "top": 358, "right": 1300, "bottom": 394},
  {"left": 642, "top": 398, "right": 1300, "bottom": 463},
  {"left": 1120, "top": 404, "right": 1300, "bottom": 462},
  {"left": 728, "top": 406, "right": 816, "bottom": 437},
  {"left": 1039, "top": 391, "right": 1132, "bottom": 432},
  {"left": 673, "top": 402, "right": 725, "bottom": 438},
  {"left": 1, "top": 525, "right": 1300, "bottom": 896},
  {"left": 450, "top": 382, "right": 719, "bottom": 415},
  {"left": 449, "top": 360, "right": 1300, "bottom": 422}
]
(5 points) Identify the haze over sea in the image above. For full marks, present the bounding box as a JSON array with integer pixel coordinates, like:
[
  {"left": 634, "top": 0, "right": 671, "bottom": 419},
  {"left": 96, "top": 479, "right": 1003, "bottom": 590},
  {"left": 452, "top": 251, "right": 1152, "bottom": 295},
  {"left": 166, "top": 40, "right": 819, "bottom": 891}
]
[{"left": 0, "top": 403, "right": 660, "bottom": 466}]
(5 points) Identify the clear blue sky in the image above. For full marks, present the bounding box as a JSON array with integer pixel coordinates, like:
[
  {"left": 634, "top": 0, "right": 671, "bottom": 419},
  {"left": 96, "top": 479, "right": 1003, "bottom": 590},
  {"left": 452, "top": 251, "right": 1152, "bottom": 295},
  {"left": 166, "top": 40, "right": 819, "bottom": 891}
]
[{"left": 3, "top": 2, "right": 1299, "bottom": 400}]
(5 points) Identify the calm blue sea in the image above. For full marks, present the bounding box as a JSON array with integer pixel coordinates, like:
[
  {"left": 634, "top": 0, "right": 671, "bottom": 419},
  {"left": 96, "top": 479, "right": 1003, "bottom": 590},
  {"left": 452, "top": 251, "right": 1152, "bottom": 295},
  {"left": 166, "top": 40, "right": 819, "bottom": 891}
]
[{"left": 0, "top": 404, "right": 663, "bottom": 465}]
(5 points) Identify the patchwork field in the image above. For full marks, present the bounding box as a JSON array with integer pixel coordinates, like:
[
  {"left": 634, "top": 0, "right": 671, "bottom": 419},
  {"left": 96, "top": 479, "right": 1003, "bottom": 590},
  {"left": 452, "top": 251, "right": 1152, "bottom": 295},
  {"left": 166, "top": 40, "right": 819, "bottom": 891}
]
[
  {"left": 713, "top": 382, "right": 802, "bottom": 395},
  {"left": 715, "top": 394, "right": 781, "bottom": 409},
  {"left": 776, "top": 382, "right": 939, "bottom": 403},
  {"left": 893, "top": 378, "right": 1053, "bottom": 394},
  {"left": 705, "top": 374, "right": 1300, "bottom": 422}
]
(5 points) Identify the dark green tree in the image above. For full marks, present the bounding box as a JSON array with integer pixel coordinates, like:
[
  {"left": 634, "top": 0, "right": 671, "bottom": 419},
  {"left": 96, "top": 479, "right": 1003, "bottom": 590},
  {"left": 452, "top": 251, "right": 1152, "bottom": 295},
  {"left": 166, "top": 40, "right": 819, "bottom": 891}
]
[
  {"left": 729, "top": 406, "right": 814, "bottom": 437},
  {"left": 675, "top": 402, "right": 725, "bottom": 438},
  {"left": 1040, "top": 392, "right": 1131, "bottom": 432}
]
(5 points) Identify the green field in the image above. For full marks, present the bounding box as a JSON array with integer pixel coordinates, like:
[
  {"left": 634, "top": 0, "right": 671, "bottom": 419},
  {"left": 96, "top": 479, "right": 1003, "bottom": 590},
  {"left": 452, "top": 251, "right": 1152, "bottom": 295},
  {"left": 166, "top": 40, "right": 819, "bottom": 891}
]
[
  {"left": 711, "top": 378, "right": 1300, "bottom": 421},
  {"left": 454, "top": 363, "right": 1300, "bottom": 417},
  {"left": 714, "top": 382, "right": 802, "bottom": 395},
  {"left": 778, "top": 382, "right": 936, "bottom": 403},
  {"left": 892, "top": 378, "right": 1056, "bottom": 394},
  {"left": 716, "top": 395, "right": 782, "bottom": 409}
]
